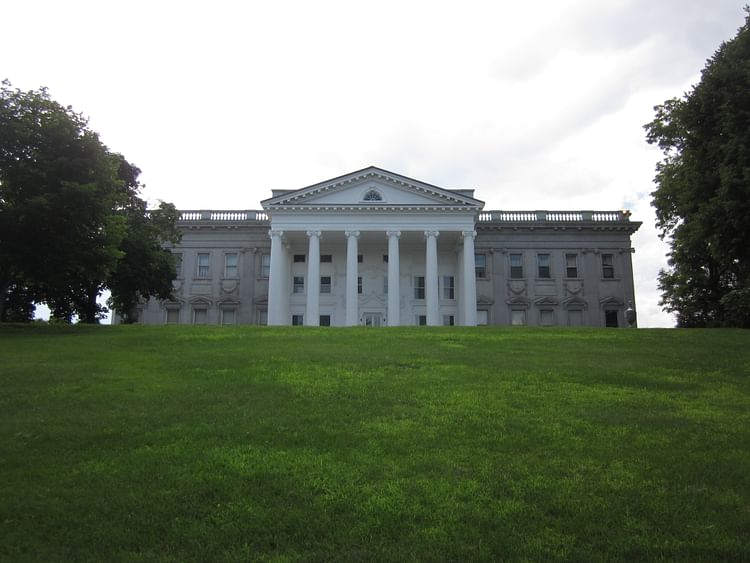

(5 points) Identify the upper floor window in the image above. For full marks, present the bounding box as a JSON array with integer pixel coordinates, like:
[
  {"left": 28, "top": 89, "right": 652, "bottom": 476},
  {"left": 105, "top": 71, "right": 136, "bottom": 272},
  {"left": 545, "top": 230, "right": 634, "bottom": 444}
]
[
  {"left": 320, "top": 276, "right": 332, "bottom": 294},
  {"left": 358, "top": 276, "right": 363, "bottom": 294},
  {"left": 357, "top": 254, "right": 363, "bottom": 263},
  {"left": 565, "top": 253, "right": 578, "bottom": 278},
  {"left": 414, "top": 276, "right": 425, "bottom": 299},
  {"left": 363, "top": 189, "right": 383, "bottom": 201},
  {"left": 261, "top": 254, "right": 271, "bottom": 278},
  {"left": 197, "top": 253, "right": 210, "bottom": 278},
  {"left": 475, "top": 254, "right": 487, "bottom": 279},
  {"left": 537, "top": 254, "right": 551, "bottom": 279},
  {"left": 320, "top": 254, "right": 333, "bottom": 263},
  {"left": 224, "top": 253, "right": 238, "bottom": 278},
  {"left": 293, "top": 254, "right": 306, "bottom": 263},
  {"left": 173, "top": 253, "right": 183, "bottom": 277},
  {"left": 602, "top": 254, "right": 615, "bottom": 279},
  {"left": 510, "top": 253, "right": 523, "bottom": 279},
  {"left": 442, "top": 276, "right": 455, "bottom": 300},
  {"left": 293, "top": 276, "right": 305, "bottom": 293}
]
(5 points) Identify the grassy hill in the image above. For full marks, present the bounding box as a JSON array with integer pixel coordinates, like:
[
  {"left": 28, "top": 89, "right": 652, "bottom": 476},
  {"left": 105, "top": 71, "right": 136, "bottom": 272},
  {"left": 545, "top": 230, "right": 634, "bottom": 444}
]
[{"left": 1, "top": 324, "right": 749, "bottom": 562}]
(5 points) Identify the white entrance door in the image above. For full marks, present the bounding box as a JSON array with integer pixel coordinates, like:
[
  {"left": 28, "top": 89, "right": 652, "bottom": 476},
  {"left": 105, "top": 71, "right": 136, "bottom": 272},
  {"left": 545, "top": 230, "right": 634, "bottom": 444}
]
[{"left": 363, "top": 313, "right": 383, "bottom": 327}]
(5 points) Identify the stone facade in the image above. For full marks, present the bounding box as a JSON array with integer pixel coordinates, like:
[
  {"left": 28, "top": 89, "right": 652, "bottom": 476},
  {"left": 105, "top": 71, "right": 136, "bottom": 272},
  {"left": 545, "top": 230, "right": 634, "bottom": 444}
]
[{"left": 134, "top": 167, "right": 641, "bottom": 327}]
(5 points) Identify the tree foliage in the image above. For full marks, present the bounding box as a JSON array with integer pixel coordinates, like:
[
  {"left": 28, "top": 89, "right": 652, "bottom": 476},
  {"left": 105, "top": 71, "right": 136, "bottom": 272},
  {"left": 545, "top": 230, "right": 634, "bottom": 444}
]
[
  {"left": 645, "top": 9, "right": 750, "bottom": 327},
  {"left": 0, "top": 80, "right": 180, "bottom": 323}
]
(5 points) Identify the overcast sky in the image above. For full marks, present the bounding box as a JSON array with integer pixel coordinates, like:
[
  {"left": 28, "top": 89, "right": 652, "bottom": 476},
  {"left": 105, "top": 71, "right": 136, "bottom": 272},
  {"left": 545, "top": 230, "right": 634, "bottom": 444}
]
[{"left": 4, "top": 0, "right": 746, "bottom": 327}]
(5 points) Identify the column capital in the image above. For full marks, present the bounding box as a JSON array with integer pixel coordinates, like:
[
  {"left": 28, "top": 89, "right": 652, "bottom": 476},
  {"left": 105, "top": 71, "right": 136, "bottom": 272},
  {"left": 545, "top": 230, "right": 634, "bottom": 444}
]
[
  {"left": 269, "top": 229, "right": 284, "bottom": 239},
  {"left": 424, "top": 230, "right": 440, "bottom": 239},
  {"left": 306, "top": 230, "right": 322, "bottom": 239},
  {"left": 461, "top": 230, "right": 477, "bottom": 240},
  {"left": 386, "top": 230, "right": 401, "bottom": 239},
  {"left": 345, "top": 230, "right": 360, "bottom": 238}
]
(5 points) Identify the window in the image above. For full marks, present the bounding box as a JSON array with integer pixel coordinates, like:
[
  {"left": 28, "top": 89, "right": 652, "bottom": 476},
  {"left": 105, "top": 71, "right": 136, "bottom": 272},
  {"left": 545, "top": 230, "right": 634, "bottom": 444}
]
[
  {"left": 261, "top": 254, "right": 271, "bottom": 278},
  {"left": 602, "top": 254, "right": 615, "bottom": 279},
  {"left": 475, "top": 254, "right": 487, "bottom": 279},
  {"left": 197, "top": 253, "right": 210, "bottom": 278},
  {"left": 537, "top": 254, "right": 551, "bottom": 278},
  {"left": 166, "top": 307, "right": 179, "bottom": 324},
  {"left": 293, "top": 276, "right": 305, "bottom": 293},
  {"left": 320, "top": 254, "right": 332, "bottom": 263},
  {"left": 510, "top": 254, "right": 523, "bottom": 279},
  {"left": 414, "top": 276, "right": 425, "bottom": 299},
  {"left": 443, "top": 315, "right": 455, "bottom": 326},
  {"left": 363, "top": 189, "right": 383, "bottom": 201},
  {"left": 173, "top": 253, "right": 183, "bottom": 277},
  {"left": 221, "top": 308, "right": 236, "bottom": 325},
  {"left": 605, "top": 310, "right": 619, "bottom": 327},
  {"left": 193, "top": 308, "right": 207, "bottom": 324},
  {"left": 293, "top": 254, "right": 306, "bottom": 263},
  {"left": 292, "top": 314, "right": 304, "bottom": 326},
  {"left": 477, "top": 310, "right": 489, "bottom": 325},
  {"left": 320, "top": 276, "right": 331, "bottom": 294},
  {"left": 383, "top": 254, "right": 388, "bottom": 263},
  {"left": 417, "top": 315, "right": 427, "bottom": 326},
  {"left": 258, "top": 310, "right": 268, "bottom": 325},
  {"left": 568, "top": 309, "right": 583, "bottom": 326},
  {"left": 320, "top": 315, "right": 331, "bottom": 326},
  {"left": 511, "top": 310, "right": 526, "bottom": 326},
  {"left": 358, "top": 276, "right": 363, "bottom": 294},
  {"left": 540, "top": 309, "right": 554, "bottom": 326},
  {"left": 383, "top": 275, "right": 388, "bottom": 294},
  {"left": 442, "top": 276, "right": 455, "bottom": 300},
  {"left": 565, "top": 254, "right": 578, "bottom": 278},
  {"left": 224, "top": 253, "right": 238, "bottom": 278},
  {"left": 357, "top": 254, "right": 363, "bottom": 263}
]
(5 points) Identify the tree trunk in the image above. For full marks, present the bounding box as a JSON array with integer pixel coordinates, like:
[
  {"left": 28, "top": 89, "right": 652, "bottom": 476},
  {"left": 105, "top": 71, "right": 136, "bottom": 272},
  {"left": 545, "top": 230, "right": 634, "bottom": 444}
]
[
  {"left": 0, "top": 281, "right": 8, "bottom": 322},
  {"left": 81, "top": 285, "right": 100, "bottom": 324}
]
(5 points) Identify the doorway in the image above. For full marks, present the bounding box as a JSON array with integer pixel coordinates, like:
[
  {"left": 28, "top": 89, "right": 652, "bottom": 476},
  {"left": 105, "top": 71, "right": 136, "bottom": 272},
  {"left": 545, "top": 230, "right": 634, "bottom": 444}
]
[{"left": 363, "top": 313, "right": 383, "bottom": 327}]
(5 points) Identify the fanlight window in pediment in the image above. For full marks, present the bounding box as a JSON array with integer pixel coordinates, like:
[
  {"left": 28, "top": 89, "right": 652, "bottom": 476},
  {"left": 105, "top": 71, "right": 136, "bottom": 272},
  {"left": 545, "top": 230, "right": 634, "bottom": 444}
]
[{"left": 362, "top": 189, "right": 383, "bottom": 202}]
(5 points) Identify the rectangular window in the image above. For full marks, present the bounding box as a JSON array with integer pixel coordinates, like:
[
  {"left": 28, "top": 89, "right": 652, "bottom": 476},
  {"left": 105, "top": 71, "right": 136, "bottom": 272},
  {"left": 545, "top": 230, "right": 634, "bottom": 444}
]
[
  {"left": 605, "top": 310, "right": 619, "bottom": 327},
  {"left": 357, "top": 254, "right": 363, "bottom": 263},
  {"left": 221, "top": 308, "right": 236, "bottom": 325},
  {"left": 358, "top": 276, "right": 363, "bottom": 294},
  {"left": 320, "top": 276, "right": 331, "bottom": 294},
  {"left": 197, "top": 253, "right": 210, "bottom": 278},
  {"left": 292, "top": 314, "right": 304, "bottom": 326},
  {"left": 417, "top": 315, "right": 427, "bottom": 326},
  {"left": 320, "top": 315, "right": 331, "bottom": 327},
  {"left": 224, "top": 253, "right": 238, "bottom": 278},
  {"left": 293, "top": 276, "right": 305, "bottom": 293},
  {"left": 565, "top": 253, "right": 578, "bottom": 278},
  {"left": 320, "top": 254, "right": 332, "bottom": 263},
  {"left": 443, "top": 314, "right": 455, "bottom": 326},
  {"left": 293, "top": 254, "right": 306, "bottom": 263},
  {"left": 537, "top": 254, "right": 551, "bottom": 278},
  {"left": 383, "top": 254, "right": 389, "bottom": 263},
  {"left": 193, "top": 308, "right": 207, "bottom": 325},
  {"left": 511, "top": 309, "right": 526, "bottom": 326},
  {"left": 477, "top": 310, "right": 489, "bottom": 325},
  {"left": 442, "top": 276, "right": 455, "bottom": 300},
  {"left": 602, "top": 254, "right": 615, "bottom": 279},
  {"left": 173, "top": 253, "right": 183, "bottom": 277},
  {"left": 475, "top": 254, "right": 487, "bottom": 279},
  {"left": 166, "top": 308, "right": 179, "bottom": 324},
  {"left": 261, "top": 254, "right": 271, "bottom": 278},
  {"left": 510, "top": 253, "right": 523, "bottom": 279},
  {"left": 568, "top": 309, "right": 583, "bottom": 326},
  {"left": 540, "top": 309, "right": 554, "bottom": 326},
  {"left": 414, "top": 276, "right": 425, "bottom": 299},
  {"left": 383, "top": 275, "right": 388, "bottom": 295},
  {"left": 258, "top": 310, "right": 268, "bottom": 325}
]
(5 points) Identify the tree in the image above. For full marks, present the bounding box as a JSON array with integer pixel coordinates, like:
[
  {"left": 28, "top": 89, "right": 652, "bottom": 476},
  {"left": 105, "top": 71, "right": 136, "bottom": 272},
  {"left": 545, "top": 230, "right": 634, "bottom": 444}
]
[
  {"left": 0, "top": 81, "right": 179, "bottom": 322},
  {"left": 644, "top": 9, "right": 750, "bottom": 327}
]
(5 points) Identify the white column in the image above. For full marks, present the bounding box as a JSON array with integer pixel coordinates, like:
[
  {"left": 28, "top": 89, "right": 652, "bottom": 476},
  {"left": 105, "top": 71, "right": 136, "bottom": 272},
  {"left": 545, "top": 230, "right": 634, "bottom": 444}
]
[
  {"left": 387, "top": 231, "right": 401, "bottom": 326},
  {"left": 425, "top": 230, "right": 440, "bottom": 326},
  {"left": 268, "top": 230, "right": 286, "bottom": 325},
  {"left": 462, "top": 230, "right": 478, "bottom": 326},
  {"left": 305, "top": 230, "right": 321, "bottom": 326},
  {"left": 345, "top": 230, "right": 360, "bottom": 326}
]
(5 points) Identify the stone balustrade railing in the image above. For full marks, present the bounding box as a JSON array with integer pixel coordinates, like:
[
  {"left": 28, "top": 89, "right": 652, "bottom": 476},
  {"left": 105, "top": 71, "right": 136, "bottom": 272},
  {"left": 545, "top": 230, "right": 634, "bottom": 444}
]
[
  {"left": 178, "top": 210, "right": 269, "bottom": 222},
  {"left": 477, "top": 210, "right": 632, "bottom": 223}
]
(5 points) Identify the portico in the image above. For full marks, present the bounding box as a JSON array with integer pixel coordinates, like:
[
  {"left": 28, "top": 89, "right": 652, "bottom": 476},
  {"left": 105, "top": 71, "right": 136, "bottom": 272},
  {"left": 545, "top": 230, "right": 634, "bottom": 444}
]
[{"left": 261, "top": 167, "right": 484, "bottom": 327}]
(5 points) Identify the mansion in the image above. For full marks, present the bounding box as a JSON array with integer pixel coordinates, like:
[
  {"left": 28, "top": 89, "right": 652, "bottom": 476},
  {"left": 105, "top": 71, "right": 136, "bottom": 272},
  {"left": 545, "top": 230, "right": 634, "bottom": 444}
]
[{"left": 134, "top": 167, "right": 641, "bottom": 327}]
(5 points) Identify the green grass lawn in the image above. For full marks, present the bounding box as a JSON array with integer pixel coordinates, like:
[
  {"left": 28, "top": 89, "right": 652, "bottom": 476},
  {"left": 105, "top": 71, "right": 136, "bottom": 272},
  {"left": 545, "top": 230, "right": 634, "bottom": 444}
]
[{"left": 1, "top": 324, "right": 749, "bottom": 562}]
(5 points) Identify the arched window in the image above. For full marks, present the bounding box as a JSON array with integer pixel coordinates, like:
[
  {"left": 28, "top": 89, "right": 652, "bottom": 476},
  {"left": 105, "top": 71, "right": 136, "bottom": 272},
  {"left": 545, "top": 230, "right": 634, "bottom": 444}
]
[{"left": 363, "top": 189, "right": 383, "bottom": 201}]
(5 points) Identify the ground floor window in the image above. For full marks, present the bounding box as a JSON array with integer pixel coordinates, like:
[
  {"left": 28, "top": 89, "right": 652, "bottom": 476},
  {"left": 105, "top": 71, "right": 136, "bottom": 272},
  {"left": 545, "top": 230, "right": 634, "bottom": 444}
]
[
  {"left": 292, "top": 314, "right": 304, "bottom": 326},
  {"left": 443, "top": 314, "right": 455, "bottom": 326},
  {"left": 605, "top": 310, "right": 619, "bottom": 327},
  {"left": 193, "top": 308, "right": 207, "bottom": 325},
  {"left": 257, "top": 310, "right": 268, "bottom": 325},
  {"left": 477, "top": 310, "right": 489, "bottom": 325},
  {"left": 221, "top": 308, "right": 236, "bottom": 325},
  {"left": 417, "top": 315, "right": 427, "bottom": 326},
  {"left": 568, "top": 309, "right": 584, "bottom": 326},
  {"left": 320, "top": 315, "right": 331, "bottom": 326},
  {"left": 511, "top": 309, "right": 526, "bottom": 326},
  {"left": 165, "top": 307, "right": 180, "bottom": 324},
  {"left": 539, "top": 309, "right": 554, "bottom": 326}
]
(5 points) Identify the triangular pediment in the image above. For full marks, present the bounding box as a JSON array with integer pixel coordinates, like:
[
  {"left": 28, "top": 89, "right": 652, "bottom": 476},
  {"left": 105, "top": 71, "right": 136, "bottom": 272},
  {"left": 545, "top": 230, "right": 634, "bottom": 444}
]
[{"left": 261, "top": 166, "right": 484, "bottom": 210}]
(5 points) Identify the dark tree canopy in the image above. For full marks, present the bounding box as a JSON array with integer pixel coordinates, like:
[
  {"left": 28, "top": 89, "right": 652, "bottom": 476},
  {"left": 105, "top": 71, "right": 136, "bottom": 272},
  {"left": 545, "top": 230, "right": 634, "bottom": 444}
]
[
  {"left": 645, "top": 9, "right": 750, "bottom": 327},
  {"left": 0, "top": 80, "right": 180, "bottom": 323}
]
